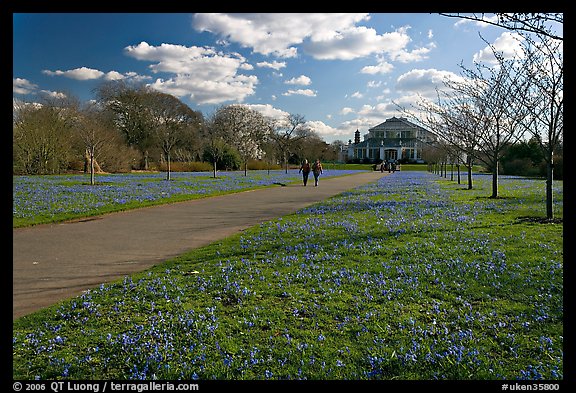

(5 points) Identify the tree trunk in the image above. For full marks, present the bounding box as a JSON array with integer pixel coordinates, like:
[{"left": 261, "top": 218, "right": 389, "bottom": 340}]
[
  {"left": 467, "top": 157, "right": 473, "bottom": 190},
  {"left": 457, "top": 164, "right": 461, "bottom": 184},
  {"left": 90, "top": 148, "right": 95, "bottom": 186},
  {"left": 84, "top": 149, "right": 102, "bottom": 173},
  {"left": 213, "top": 160, "right": 217, "bottom": 178},
  {"left": 166, "top": 151, "right": 171, "bottom": 181},
  {"left": 491, "top": 159, "right": 499, "bottom": 198},
  {"left": 546, "top": 154, "right": 554, "bottom": 219}
]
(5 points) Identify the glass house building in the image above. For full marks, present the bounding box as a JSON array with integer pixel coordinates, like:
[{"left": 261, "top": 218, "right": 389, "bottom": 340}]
[{"left": 347, "top": 117, "right": 438, "bottom": 163}]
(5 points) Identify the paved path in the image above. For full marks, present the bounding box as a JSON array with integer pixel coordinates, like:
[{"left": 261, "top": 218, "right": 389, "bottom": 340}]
[{"left": 13, "top": 171, "right": 389, "bottom": 319}]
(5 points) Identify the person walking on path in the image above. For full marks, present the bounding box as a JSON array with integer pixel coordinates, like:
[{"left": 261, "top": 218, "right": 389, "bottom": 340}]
[
  {"left": 312, "top": 159, "right": 323, "bottom": 187},
  {"left": 299, "top": 159, "right": 311, "bottom": 186}
]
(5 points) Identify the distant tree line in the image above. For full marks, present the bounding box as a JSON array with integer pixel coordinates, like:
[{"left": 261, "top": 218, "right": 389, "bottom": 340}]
[{"left": 13, "top": 80, "right": 342, "bottom": 181}]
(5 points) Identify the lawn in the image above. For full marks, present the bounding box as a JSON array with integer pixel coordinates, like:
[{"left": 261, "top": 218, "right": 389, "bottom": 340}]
[
  {"left": 12, "top": 171, "right": 563, "bottom": 380},
  {"left": 12, "top": 169, "right": 365, "bottom": 228}
]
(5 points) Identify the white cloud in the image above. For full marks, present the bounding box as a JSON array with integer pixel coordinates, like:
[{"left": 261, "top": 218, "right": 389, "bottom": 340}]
[
  {"left": 306, "top": 120, "right": 350, "bottom": 137},
  {"left": 351, "top": 91, "right": 363, "bottom": 99},
  {"left": 125, "top": 41, "right": 259, "bottom": 105},
  {"left": 357, "top": 102, "right": 397, "bottom": 117},
  {"left": 428, "top": 29, "right": 434, "bottom": 39},
  {"left": 42, "top": 66, "right": 105, "bottom": 80},
  {"left": 454, "top": 14, "right": 499, "bottom": 28},
  {"left": 192, "top": 14, "right": 434, "bottom": 63},
  {"left": 396, "top": 68, "right": 464, "bottom": 98},
  {"left": 104, "top": 71, "right": 125, "bottom": 81},
  {"left": 282, "top": 89, "right": 316, "bottom": 97},
  {"left": 361, "top": 61, "right": 394, "bottom": 75},
  {"left": 304, "top": 25, "right": 409, "bottom": 60},
  {"left": 149, "top": 74, "right": 258, "bottom": 105},
  {"left": 473, "top": 32, "right": 525, "bottom": 64},
  {"left": 123, "top": 72, "right": 152, "bottom": 82},
  {"left": 391, "top": 43, "right": 435, "bottom": 63},
  {"left": 256, "top": 61, "right": 286, "bottom": 70},
  {"left": 367, "top": 81, "right": 382, "bottom": 88},
  {"left": 246, "top": 104, "right": 289, "bottom": 121},
  {"left": 125, "top": 41, "right": 215, "bottom": 65},
  {"left": 284, "top": 75, "right": 311, "bottom": 85},
  {"left": 13, "top": 78, "right": 38, "bottom": 95},
  {"left": 340, "top": 107, "right": 355, "bottom": 115},
  {"left": 40, "top": 90, "right": 67, "bottom": 99},
  {"left": 192, "top": 13, "right": 372, "bottom": 58}
]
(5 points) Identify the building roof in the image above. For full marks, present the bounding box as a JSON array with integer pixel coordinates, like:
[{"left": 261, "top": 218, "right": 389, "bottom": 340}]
[{"left": 369, "top": 116, "right": 431, "bottom": 132}]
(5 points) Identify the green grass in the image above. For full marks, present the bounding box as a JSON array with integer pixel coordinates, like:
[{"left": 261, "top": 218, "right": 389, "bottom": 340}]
[
  {"left": 13, "top": 169, "right": 367, "bottom": 228},
  {"left": 12, "top": 172, "right": 563, "bottom": 380}
]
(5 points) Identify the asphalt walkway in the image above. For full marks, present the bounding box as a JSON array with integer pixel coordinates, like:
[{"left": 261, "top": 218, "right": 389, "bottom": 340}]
[{"left": 13, "top": 171, "right": 389, "bottom": 319}]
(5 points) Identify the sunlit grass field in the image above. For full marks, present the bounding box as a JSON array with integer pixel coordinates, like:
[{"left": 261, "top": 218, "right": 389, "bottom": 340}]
[
  {"left": 12, "top": 171, "right": 563, "bottom": 380},
  {"left": 12, "top": 169, "right": 364, "bottom": 228}
]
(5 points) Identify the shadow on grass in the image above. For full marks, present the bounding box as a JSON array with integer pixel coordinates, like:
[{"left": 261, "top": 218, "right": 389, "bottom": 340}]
[{"left": 516, "top": 216, "right": 563, "bottom": 224}]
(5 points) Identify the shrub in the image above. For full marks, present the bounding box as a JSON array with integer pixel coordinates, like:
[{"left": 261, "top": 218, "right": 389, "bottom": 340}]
[
  {"left": 157, "top": 161, "right": 213, "bottom": 172},
  {"left": 246, "top": 159, "right": 282, "bottom": 170}
]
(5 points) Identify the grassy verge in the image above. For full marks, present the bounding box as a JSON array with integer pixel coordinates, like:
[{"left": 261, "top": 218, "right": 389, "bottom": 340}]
[
  {"left": 13, "top": 169, "right": 366, "bottom": 228},
  {"left": 13, "top": 172, "right": 563, "bottom": 380}
]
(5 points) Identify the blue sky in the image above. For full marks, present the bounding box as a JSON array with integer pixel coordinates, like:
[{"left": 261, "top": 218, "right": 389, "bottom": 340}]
[{"left": 12, "top": 13, "right": 539, "bottom": 143}]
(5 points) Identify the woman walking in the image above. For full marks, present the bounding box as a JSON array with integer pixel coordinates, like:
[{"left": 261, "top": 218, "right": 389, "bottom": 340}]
[
  {"left": 312, "top": 159, "right": 323, "bottom": 187},
  {"left": 299, "top": 159, "right": 311, "bottom": 186}
]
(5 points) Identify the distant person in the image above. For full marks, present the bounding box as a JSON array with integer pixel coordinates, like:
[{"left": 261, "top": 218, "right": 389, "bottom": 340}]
[
  {"left": 380, "top": 161, "right": 385, "bottom": 173},
  {"left": 312, "top": 159, "right": 323, "bottom": 187},
  {"left": 299, "top": 159, "right": 311, "bottom": 186}
]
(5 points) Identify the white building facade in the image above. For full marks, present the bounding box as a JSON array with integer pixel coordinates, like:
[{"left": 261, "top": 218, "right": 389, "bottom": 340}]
[{"left": 347, "top": 117, "right": 437, "bottom": 163}]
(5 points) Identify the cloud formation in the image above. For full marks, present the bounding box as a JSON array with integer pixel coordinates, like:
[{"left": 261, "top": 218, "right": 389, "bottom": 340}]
[
  {"left": 396, "top": 68, "right": 463, "bottom": 98},
  {"left": 125, "top": 41, "right": 258, "bottom": 105},
  {"left": 284, "top": 75, "right": 311, "bottom": 85},
  {"left": 13, "top": 78, "right": 38, "bottom": 95},
  {"left": 192, "top": 13, "right": 431, "bottom": 63},
  {"left": 306, "top": 120, "right": 350, "bottom": 137},
  {"left": 473, "top": 32, "right": 525, "bottom": 64},
  {"left": 192, "top": 13, "right": 371, "bottom": 58},
  {"left": 282, "top": 89, "right": 316, "bottom": 97},
  {"left": 42, "top": 67, "right": 105, "bottom": 80}
]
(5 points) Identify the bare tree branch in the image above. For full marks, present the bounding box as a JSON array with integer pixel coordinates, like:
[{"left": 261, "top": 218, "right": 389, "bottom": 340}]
[{"left": 439, "top": 13, "right": 563, "bottom": 41}]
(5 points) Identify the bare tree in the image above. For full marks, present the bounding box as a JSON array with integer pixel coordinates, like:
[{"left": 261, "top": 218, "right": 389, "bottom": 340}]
[
  {"left": 202, "top": 110, "right": 231, "bottom": 178},
  {"left": 449, "top": 52, "right": 532, "bottom": 198},
  {"left": 75, "top": 103, "right": 117, "bottom": 185},
  {"left": 95, "top": 81, "right": 155, "bottom": 169},
  {"left": 440, "top": 12, "right": 563, "bottom": 217},
  {"left": 13, "top": 96, "right": 77, "bottom": 175},
  {"left": 260, "top": 138, "right": 280, "bottom": 175},
  {"left": 145, "top": 91, "right": 202, "bottom": 180},
  {"left": 517, "top": 36, "right": 563, "bottom": 219},
  {"left": 411, "top": 89, "right": 487, "bottom": 189},
  {"left": 270, "top": 114, "right": 312, "bottom": 173}
]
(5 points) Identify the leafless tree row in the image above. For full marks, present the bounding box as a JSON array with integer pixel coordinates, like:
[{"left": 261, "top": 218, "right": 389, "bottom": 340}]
[
  {"left": 14, "top": 81, "right": 340, "bottom": 182},
  {"left": 398, "top": 13, "right": 562, "bottom": 219}
]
